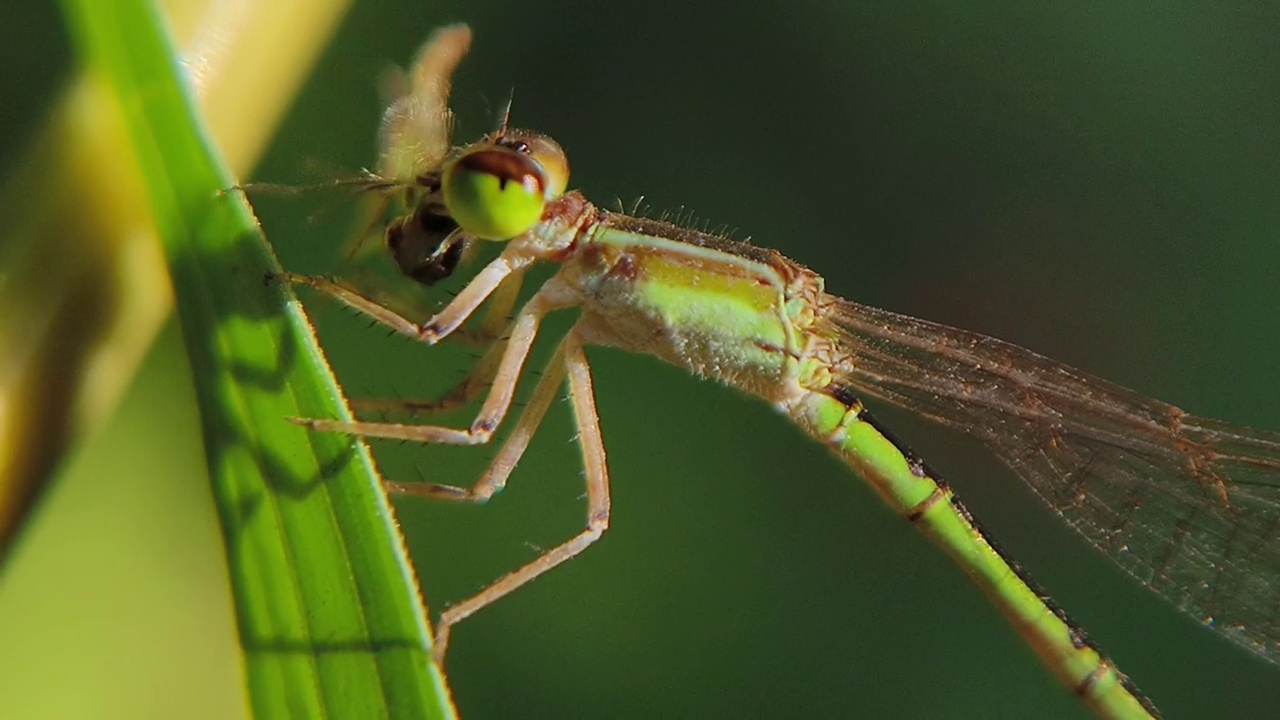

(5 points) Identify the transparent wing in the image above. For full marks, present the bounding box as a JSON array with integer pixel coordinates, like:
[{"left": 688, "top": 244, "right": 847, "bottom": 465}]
[
  {"left": 377, "top": 24, "right": 470, "bottom": 180},
  {"left": 826, "top": 296, "right": 1280, "bottom": 663},
  {"left": 333, "top": 26, "right": 474, "bottom": 306}
]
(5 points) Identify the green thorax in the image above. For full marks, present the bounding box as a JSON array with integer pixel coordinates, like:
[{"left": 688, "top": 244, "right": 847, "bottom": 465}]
[{"left": 557, "top": 209, "right": 828, "bottom": 403}]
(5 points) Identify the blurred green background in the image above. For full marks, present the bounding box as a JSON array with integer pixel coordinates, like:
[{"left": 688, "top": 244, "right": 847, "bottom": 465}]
[{"left": 3, "top": 1, "right": 1279, "bottom": 718}]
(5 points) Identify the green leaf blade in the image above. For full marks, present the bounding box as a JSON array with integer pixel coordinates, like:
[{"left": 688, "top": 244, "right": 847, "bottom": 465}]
[{"left": 56, "top": 2, "right": 454, "bottom": 717}]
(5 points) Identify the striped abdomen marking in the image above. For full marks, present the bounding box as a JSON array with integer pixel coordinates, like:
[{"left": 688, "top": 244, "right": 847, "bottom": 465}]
[{"left": 790, "top": 383, "right": 1160, "bottom": 719}]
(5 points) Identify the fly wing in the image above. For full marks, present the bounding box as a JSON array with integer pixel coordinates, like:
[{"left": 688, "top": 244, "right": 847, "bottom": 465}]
[
  {"left": 825, "top": 296, "right": 1280, "bottom": 662},
  {"left": 377, "top": 24, "right": 469, "bottom": 180}
]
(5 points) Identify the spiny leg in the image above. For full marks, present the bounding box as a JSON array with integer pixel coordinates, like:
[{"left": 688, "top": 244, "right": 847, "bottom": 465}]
[
  {"left": 430, "top": 328, "right": 610, "bottom": 665},
  {"left": 292, "top": 290, "right": 556, "bottom": 446},
  {"left": 276, "top": 246, "right": 532, "bottom": 343},
  {"left": 384, "top": 331, "right": 567, "bottom": 500},
  {"left": 352, "top": 333, "right": 506, "bottom": 418},
  {"left": 475, "top": 266, "right": 524, "bottom": 341},
  {"left": 349, "top": 270, "right": 524, "bottom": 417}
]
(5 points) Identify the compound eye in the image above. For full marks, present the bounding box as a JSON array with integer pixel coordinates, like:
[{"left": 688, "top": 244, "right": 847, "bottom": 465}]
[
  {"left": 442, "top": 147, "right": 547, "bottom": 240},
  {"left": 514, "top": 133, "right": 569, "bottom": 199}
]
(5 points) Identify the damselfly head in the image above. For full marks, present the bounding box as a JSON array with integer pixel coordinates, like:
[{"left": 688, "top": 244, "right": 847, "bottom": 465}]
[{"left": 439, "top": 129, "right": 569, "bottom": 241}]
